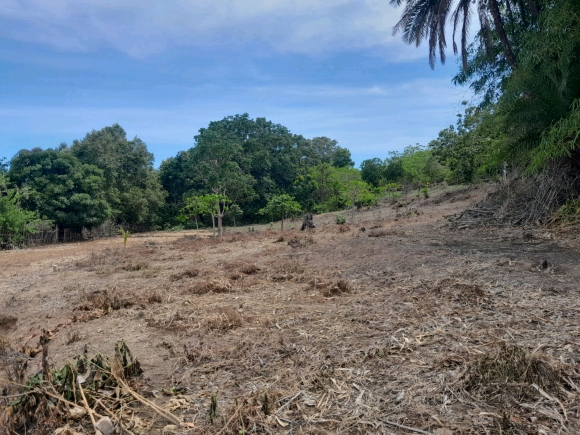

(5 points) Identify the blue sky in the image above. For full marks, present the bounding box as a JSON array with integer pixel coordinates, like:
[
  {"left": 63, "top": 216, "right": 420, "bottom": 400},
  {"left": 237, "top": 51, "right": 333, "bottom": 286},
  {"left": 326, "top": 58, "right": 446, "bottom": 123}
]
[{"left": 0, "top": 0, "right": 472, "bottom": 167}]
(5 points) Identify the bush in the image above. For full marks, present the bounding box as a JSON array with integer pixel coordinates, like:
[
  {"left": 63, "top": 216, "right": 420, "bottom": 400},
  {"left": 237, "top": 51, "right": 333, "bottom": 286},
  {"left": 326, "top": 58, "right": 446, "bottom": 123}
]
[{"left": 335, "top": 215, "right": 346, "bottom": 225}]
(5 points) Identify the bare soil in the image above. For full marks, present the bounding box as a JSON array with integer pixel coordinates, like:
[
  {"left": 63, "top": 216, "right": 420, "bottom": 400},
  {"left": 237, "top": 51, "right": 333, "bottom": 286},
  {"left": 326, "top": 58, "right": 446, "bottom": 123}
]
[{"left": 2, "top": 185, "right": 580, "bottom": 434}]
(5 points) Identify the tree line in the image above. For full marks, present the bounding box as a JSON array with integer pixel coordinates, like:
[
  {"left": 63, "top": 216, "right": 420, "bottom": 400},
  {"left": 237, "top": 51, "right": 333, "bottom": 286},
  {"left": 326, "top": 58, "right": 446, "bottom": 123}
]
[{"left": 1, "top": 110, "right": 453, "bottom": 245}]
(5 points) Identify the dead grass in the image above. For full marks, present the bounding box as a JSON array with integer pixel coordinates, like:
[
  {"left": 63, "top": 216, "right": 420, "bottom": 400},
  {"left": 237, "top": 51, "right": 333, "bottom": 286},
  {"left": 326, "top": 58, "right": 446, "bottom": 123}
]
[
  {"left": 169, "top": 268, "right": 200, "bottom": 281},
  {"left": 186, "top": 279, "right": 234, "bottom": 295},
  {"left": 240, "top": 264, "right": 260, "bottom": 275},
  {"left": 147, "top": 290, "right": 164, "bottom": 304},
  {"left": 203, "top": 307, "right": 243, "bottom": 332},
  {"left": 121, "top": 261, "right": 149, "bottom": 271},
  {"left": 79, "top": 288, "right": 135, "bottom": 311},
  {"left": 65, "top": 331, "right": 82, "bottom": 345},
  {"left": 367, "top": 229, "right": 388, "bottom": 237},
  {"left": 3, "top": 186, "right": 580, "bottom": 434},
  {"left": 462, "top": 343, "right": 562, "bottom": 399},
  {"left": 310, "top": 278, "right": 353, "bottom": 297}
]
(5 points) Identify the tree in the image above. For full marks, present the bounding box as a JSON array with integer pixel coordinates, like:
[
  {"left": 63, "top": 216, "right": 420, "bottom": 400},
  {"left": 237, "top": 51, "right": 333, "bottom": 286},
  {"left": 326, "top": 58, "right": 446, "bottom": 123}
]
[
  {"left": 360, "top": 158, "right": 385, "bottom": 187},
  {"left": 345, "top": 180, "right": 369, "bottom": 221},
  {"left": 180, "top": 195, "right": 211, "bottom": 233},
  {"left": 70, "top": 124, "right": 166, "bottom": 228},
  {"left": 390, "top": 0, "right": 541, "bottom": 70},
  {"left": 331, "top": 147, "right": 355, "bottom": 168},
  {"left": 495, "top": 0, "right": 580, "bottom": 169},
  {"left": 229, "top": 204, "right": 243, "bottom": 228},
  {"left": 188, "top": 127, "right": 255, "bottom": 237},
  {"left": 0, "top": 157, "right": 7, "bottom": 174},
  {"left": 159, "top": 114, "right": 350, "bottom": 225},
  {"left": 8, "top": 149, "right": 111, "bottom": 229},
  {"left": 258, "top": 194, "right": 302, "bottom": 231},
  {"left": 0, "top": 174, "right": 43, "bottom": 247},
  {"left": 429, "top": 106, "right": 492, "bottom": 183}
]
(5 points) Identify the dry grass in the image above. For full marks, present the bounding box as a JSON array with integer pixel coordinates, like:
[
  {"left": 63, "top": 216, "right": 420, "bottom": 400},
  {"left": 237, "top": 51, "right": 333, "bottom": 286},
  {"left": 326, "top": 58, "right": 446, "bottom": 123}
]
[
  {"left": 80, "top": 288, "right": 135, "bottom": 311},
  {"left": 3, "top": 186, "right": 580, "bottom": 434},
  {"left": 186, "top": 279, "right": 234, "bottom": 295},
  {"left": 367, "top": 229, "right": 388, "bottom": 237},
  {"left": 121, "top": 261, "right": 149, "bottom": 271},
  {"left": 169, "top": 268, "right": 200, "bottom": 281},
  {"left": 239, "top": 264, "right": 260, "bottom": 275},
  {"left": 147, "top": 289, "right": 164, "bottom": 304},
  {"left": 310, "top": 278, "right": 353, "bottom": 297},
  {"left": 203, "top": 307, "right": 243, "bottom": 332},
  {"left": 462, "top": 343, "right": 562, "bottom": 398}
]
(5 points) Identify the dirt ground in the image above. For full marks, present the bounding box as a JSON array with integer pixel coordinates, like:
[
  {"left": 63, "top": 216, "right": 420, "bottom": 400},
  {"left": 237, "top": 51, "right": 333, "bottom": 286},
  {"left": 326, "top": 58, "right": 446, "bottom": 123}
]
[{"left": 2, "top": 185, "right": 580, "bottom": 434}]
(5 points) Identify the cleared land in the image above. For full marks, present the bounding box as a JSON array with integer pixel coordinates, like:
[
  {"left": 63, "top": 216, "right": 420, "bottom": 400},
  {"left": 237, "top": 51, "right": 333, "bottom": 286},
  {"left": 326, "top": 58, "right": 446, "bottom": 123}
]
[{"left": 1, "top": 185, "right": 580, "bottom": 434}]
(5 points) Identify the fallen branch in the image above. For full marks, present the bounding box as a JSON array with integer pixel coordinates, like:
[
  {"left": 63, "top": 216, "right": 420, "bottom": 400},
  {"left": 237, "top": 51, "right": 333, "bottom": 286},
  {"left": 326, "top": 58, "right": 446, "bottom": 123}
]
[
  {"left": 275, "top": 390, "right": 302, "bottom": 415},
  {"left": 383, "top": 419, "right": 434, "bottom": 435},
  {"left": 219, "top": 400, "right": 245, "bottom": 434},
  {"left": 78, "top": 381, "right": 99, "bottom": 433},
  {"left": 112, "top": 373, "right": 181, "bottom": 426}
]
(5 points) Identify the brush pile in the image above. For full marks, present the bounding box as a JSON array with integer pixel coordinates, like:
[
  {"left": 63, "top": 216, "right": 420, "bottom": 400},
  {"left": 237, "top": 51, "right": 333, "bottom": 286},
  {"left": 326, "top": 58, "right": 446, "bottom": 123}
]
[
  {"left": 448, "top": 164, "right": 580, "bottom": 228},
  {"left": 0, "top": 339, "right": 184, "bottom": 435}
]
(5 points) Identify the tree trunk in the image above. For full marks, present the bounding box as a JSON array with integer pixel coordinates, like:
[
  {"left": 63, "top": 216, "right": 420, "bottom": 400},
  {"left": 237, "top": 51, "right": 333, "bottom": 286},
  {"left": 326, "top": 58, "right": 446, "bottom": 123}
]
[
  {"left": 211, "top": 212, "right": 216, "bottom": 238},
  {"left": 281, "top": 214, "right": 284, "bottom": 231},
  {"left": 195, "top": 216, "right": 199, "bottom": 233},
  {"left": 215, "top": 198, "right": 223, "bottom": 237},
  {"left": 488, "top": 0, "right": 518, "bottom": 70}
]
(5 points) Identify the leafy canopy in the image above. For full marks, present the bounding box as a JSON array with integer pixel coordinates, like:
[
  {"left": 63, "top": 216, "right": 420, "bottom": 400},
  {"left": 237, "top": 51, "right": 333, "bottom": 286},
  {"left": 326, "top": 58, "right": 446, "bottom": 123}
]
[
  {"left": 8, "top": 149, "right": 111, "bottom": 229},
  {"left": 70, "top": 124, "right": 166, "bottom": 227}
]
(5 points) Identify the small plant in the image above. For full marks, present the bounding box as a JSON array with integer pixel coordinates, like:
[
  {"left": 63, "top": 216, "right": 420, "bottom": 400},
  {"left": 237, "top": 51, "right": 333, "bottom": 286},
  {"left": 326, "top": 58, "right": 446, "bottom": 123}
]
[
  {"left": 554, "top": 198, "right": 580, "bottom": 224},
  {"left": 261, "top": 391, "right": 270, "bottom": 415},
  {"left": 269, "top": 222, "right": 274, "bottom": 230},
  {"left": 210, "top": 395, "right": 218, "bottom": 423},
  {"left": 421, "top": 185, "right": 429, "bottom": 199},
  {"left": 335, "top": 214, "right": 346, "bottom": 225},
  {"left": 119, "top": 228, "right": 130, "bottom": 247},
  {"left": 385, "top": 182, "right": 402, "bottom": 203}
]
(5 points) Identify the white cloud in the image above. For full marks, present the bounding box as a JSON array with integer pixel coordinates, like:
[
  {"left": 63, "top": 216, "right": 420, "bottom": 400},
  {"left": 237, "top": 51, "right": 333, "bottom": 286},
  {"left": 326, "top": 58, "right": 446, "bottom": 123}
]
[
  {"left": 0, "top": 0, "right": 423, "bottom": 59},
  {"left": 0, "top": 77, "right": 471, "bottom": 164}
]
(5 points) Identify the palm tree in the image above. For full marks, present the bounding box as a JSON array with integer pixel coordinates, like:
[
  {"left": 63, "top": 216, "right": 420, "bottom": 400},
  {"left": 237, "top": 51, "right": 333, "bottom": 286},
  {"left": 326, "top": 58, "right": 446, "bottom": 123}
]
[{"left": 390, "top": 0, "right": 541, "bottom": 71}]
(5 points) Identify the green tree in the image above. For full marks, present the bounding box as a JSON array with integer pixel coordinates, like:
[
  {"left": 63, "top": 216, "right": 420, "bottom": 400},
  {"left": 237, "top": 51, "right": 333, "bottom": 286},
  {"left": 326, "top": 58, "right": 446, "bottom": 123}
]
[
  {"left": 495, "top": 0, "right": 580, "bottom": 169},
  {"left": 228, "top": 204, "right": 243, "bottom": 228},
  {"left": 258, "top": 194, "right": 302, "bottom": 230},
  {"left": 360, "top": 158, "right": 385, "bottom": 187},
  {"left": 345, "top": 180, "right": 369, "bottom": 221},
  {"left": 197, "top": 193, "right": 227, "bottom": 238},
  {"left": 383, "top": 152, "right": 405, "bottom": 183},
  {"left": 331, "top": 147, "right": 355, "bottom": 168},
  {"left": 180, "top": 195, "right": 211, "bottom": 233},
  {"left": 429, "top": 106, "right": 493, "bottom": 183},
  {"left": 187, "top": 126, "right": 255, "bottom": 237},
  {"left": 390, "top": 0, "right": 540, "bottom": 70},
  {"left": 8, "top": 149, "right": 111, "bottom": 229},
  {"left": 70, "top": 124, "right": 166, "bottom": 228},
  {"left": 0, "top": 174, "right": 43, "bottom": 247},
  {"left": 159, "top": 114, "right": 352, "bottom": 224}
]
